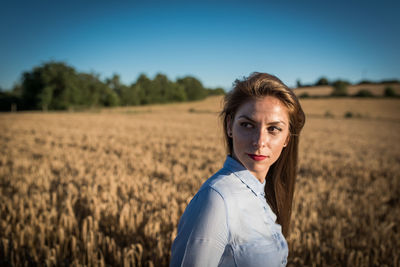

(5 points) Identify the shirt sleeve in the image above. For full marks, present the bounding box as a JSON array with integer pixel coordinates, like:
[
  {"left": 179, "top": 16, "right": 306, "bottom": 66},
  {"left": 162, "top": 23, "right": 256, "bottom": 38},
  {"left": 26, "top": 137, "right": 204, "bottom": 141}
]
[{"left": 170, "top": 186, "right": 229, "bottom": 267}]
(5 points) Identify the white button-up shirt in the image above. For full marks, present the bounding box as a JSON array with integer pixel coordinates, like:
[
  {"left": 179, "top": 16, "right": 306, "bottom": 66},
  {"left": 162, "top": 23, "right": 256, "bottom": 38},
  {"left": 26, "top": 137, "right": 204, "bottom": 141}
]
[{"left": 170, "top": 156, "right": 288, "bottom": 266}]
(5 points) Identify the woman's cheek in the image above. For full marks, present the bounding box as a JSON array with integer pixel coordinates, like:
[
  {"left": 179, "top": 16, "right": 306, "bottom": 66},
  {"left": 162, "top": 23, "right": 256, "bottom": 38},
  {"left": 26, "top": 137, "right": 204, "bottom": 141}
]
[
  {"left": 235, "top": 128, "right": 250, "bottom": 142},
  {"left": 270, "top": 137, "right": 286, "bottom": 157},
  {"left": 271, "top": 136, "right": 285, "bottom": 147}
]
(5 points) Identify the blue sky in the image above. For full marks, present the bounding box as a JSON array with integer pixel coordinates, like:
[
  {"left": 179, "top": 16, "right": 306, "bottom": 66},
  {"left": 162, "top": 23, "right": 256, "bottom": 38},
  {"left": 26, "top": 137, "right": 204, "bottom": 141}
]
[{"left": 1, "top": 0, "right": 399, "bottom": 90}]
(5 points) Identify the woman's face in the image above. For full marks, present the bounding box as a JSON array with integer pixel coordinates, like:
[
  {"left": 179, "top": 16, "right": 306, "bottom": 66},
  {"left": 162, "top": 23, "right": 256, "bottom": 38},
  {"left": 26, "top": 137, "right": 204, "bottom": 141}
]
[{"left": 227, "top": 96, "right": 290, "bottom": 183}]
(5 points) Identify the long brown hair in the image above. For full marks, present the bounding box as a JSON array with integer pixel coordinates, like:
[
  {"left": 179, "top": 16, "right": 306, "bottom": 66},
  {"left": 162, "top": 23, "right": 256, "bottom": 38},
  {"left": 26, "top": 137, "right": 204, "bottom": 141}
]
[{"left": 220, "top": 72, "right": 305, "bottom": 237}]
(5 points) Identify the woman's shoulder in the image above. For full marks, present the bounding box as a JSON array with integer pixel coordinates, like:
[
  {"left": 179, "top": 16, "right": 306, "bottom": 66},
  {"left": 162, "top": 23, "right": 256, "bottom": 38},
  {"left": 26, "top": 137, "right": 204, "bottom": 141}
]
[{"left": 199, "top": 168, "right": 245, "bottom": 200}]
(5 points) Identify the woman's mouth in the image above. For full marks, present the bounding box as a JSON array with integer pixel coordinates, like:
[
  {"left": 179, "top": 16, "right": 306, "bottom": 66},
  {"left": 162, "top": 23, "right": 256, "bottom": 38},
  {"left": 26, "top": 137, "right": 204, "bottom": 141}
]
[{"left": 247, "top": 154, "right": 268, "bottom": 161}]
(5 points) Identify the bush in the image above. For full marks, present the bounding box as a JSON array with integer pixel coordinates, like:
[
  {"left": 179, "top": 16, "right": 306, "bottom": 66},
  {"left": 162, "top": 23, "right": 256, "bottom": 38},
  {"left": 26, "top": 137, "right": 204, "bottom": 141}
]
[
  {"left": 357, "top": 80, "right": 374, "bottom": 85},
  {"left": 299, "top": 92, "right": 310, "bottom": 98},
  {"left": 331, "top": 81, "right": 348, "bottom": 97},
  {"left": 354, "top": 89, "right": 374, "bottom": 97},
  {"left": 381, "top": 79, "right": 400, "bottom": 84},
  {"left": 315, "top": 77, "right": 329, "bottom": 86},
  {"left": 0, "top": 91, "right": 22, "bottom": 111},
  {"left": 344, "top": 111, "right": 353, "bottom": 118},
  {"left": 384, "top": 87, "right": 396, "bottom": 97},
  {"left": 344, "top": 111, "right": 362, "bottom": 118}
]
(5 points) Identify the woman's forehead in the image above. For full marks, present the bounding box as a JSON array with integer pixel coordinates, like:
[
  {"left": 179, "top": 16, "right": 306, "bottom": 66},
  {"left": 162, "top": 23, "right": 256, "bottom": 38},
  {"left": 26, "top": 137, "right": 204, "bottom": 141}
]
[{"left": 235, "top": 96, "right": 289, "bottom": 122}]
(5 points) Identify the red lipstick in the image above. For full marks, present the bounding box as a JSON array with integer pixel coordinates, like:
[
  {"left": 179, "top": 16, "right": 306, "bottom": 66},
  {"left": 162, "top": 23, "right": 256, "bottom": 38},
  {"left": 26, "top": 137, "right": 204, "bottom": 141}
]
[{"left": 247, "top": 154, "right": 268, "bottom": 161}]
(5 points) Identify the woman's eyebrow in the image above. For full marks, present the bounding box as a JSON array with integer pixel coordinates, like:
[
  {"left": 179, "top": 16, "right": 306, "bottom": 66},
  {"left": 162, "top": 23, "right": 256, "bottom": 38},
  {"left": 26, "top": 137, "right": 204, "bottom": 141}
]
[
  {"left": 268, "top": 120, "right": 287, "bottom": 126},
  {"left": 237, "top": 115, "right": 286, "bottom": 125},
  {"left": 237, "top": 115, "right": 255, "bottom": 122}
]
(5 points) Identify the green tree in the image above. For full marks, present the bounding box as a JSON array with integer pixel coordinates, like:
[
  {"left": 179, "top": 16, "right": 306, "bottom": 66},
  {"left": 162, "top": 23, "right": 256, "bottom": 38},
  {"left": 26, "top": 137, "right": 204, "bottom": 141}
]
[
  {"left": 101, "top": 87, "right": 120, "bottom": 107},
  {"left": 21, "top": 61, "right": 81, "bottom": 110},
  {"left": 39, "top": 85, "right": 54, "bottom": 111},
  {"left": 77, "top": 73, "right": 102, "bottom": 107},
  {"left": 152, "top": 73, "right": 169, "bottom": 103},
  {"left": 206, "top": 87, "right": 225, "bottom": 96},
  {"left": 177, "top": 76, "right": 207, "bottom": 101},
  {"left": 152, "top": 73, "right": 188, "bottom": 103},
  {"left": 168, "top": 83, "right": 187, "bottom": 102},
  {"left": 106, "top": 74, "right": 123, "bottom": 97},
  {"left": 106, "top": 74, "right": 121, "bottom": 90},
  {"left": 315, "top": 77, "right": 329, "bottom": 86},
  {"left": 14, "top": 60, "right": 224, "bottom": 110},
  {"left": 79, "top": 72, "right": 119, "bottom": 108},
  {"left": 354, "top": 89, "right": 373, "bottom": 97},
  {"left": 331, "top": 80, "right": 349, "bottom": 97},
  {"left": 21, "top": 68, "right": 46, "bottom": 110},
  {"left": 135, "top": 74, "right": 153, "bottom": 104},
  {"left": 0, "top": 90, "right": 21, "bottom": 111},
  {"left": 384, "top": 87, "right": 396, "bottom": 97},
  {"left": 118, "top": 84, "right": 142, "bottom": 106}
]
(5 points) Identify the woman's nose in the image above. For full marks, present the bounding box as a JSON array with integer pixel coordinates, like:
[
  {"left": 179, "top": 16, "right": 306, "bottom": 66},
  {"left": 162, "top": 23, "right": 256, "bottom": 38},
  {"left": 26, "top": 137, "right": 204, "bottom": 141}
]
[{"left": 253, "top": 129, "right": 267, "bottom": 148}]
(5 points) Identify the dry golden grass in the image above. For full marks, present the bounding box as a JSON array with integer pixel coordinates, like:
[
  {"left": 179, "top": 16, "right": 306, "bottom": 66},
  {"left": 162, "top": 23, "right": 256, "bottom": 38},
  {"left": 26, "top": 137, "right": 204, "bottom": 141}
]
[
  {"left": 0, "top": 96, "right": 399, "bottom": 266},
  {"left": 301, "top": 98, "right": 400, "bottom": 120}
]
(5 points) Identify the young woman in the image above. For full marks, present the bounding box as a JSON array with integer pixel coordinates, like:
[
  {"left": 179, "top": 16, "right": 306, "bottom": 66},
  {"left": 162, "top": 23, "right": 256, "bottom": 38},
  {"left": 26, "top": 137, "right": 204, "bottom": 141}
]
[{"left": 170, "top": 72, "right": 306, "bottom": 267}]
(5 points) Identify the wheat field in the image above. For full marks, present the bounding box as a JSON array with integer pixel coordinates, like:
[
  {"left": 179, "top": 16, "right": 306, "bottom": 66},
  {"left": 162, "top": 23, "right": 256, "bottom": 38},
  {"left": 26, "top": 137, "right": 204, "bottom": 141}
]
[{"left": 0, "top": 96, "right": 399, "bottom": 266}]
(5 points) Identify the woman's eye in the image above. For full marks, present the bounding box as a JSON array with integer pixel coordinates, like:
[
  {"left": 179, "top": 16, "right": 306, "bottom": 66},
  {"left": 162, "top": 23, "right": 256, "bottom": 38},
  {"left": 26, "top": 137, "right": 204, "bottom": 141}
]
[
  {"left": 240, "top": 122, "right": 253, "bottom": 128},
  {"left": 268, "top": 126, "right": 282, "bottom": 133}
]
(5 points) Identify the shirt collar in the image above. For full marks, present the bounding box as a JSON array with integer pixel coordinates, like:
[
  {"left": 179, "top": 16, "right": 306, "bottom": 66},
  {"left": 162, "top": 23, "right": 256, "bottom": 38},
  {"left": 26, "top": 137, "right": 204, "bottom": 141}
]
[{"left": 223, "top": 155, "right": 266, "bottom": 197}]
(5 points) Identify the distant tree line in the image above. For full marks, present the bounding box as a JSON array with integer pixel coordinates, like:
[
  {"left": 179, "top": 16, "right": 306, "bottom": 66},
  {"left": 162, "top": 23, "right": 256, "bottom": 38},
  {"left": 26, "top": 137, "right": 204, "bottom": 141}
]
[
  {"left": 296, "top": 77, "right": 400, "bottom": 88},
  {"left": 0, "top": 61, "right": 225, "bottom": 111},
  {"left": 296, "top": 76, "right": 399, "bottom": 98}
]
